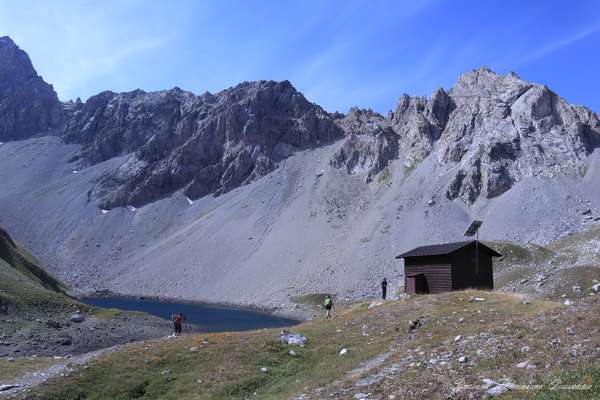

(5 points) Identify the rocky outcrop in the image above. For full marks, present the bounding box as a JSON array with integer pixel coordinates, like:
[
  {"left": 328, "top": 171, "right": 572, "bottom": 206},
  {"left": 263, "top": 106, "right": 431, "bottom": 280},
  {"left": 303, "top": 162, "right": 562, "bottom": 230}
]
[
  {"left": 64, "top": 81, "right": 343, "bottom": 208},
  {"left": 331, "top": 67, "right": 600, "bottom": 204},
  {"left": 0, "top": 36, "right": 62, "bottom": 141},
  {"left": 389, "top": 87, "right": 452, "bottom": 165},
  {"left": 441, "top": 68, "right": 600, "bottom": 203},
  {"left": 331, "top": 108, "right": 399, "bottom": 182}
]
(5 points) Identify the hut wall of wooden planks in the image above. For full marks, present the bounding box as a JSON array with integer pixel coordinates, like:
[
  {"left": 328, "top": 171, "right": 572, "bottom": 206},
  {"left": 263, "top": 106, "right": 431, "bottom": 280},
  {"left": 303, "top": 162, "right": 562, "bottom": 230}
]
[{"left": 396, "top": 241, "right": 501, "bottom": 294}]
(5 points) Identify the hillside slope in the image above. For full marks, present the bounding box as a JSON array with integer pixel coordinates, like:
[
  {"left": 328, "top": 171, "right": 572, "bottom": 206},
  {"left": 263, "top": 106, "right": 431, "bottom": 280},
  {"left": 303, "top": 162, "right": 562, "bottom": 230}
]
[
  {"left": 0, "top": 226, "right": 70, "bottom": 315},
  {"left": 14, "top": 291, "right": 600, "bottom": 400},
  {"left": 0, "top": 227, "right": 169, "bottom": 359}
]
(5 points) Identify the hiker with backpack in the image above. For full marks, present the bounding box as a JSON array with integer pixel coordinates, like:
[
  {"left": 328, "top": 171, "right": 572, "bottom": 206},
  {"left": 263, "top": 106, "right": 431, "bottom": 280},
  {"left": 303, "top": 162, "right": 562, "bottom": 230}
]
[
  {"left": 172, "top": 312, "right": 186, "bottom": 335},
  {"left": 323, "top": 295, "right": 334, "bottom": 319}
]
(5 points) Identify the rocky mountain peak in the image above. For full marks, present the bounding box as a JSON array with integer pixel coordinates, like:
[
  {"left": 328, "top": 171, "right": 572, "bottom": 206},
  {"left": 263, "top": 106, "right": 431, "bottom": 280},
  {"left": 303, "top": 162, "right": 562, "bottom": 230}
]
[
  {"left": 62, "top": 79, "right": 343, "bottom": 208},
  {"left": 0, "top": 36, "right": 62, "bottom": 141},
  {"left": 331, "top": 67, "right": 600, "bottom": 205},
  {"left": 0, "top": 36, "right": 36, "bottom": 79}
]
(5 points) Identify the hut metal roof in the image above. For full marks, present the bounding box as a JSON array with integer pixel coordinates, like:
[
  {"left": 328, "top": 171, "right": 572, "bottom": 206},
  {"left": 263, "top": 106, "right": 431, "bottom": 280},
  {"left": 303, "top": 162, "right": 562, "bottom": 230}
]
[{"left": 396, "top": 240, "right": 502, "bottom": 259}]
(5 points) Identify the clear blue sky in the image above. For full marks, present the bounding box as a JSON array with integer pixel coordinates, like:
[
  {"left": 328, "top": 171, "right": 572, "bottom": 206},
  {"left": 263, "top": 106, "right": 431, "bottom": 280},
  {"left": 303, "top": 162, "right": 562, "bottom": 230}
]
[{"left": 1, "top": 0, "right": 599, "bottom": 114}]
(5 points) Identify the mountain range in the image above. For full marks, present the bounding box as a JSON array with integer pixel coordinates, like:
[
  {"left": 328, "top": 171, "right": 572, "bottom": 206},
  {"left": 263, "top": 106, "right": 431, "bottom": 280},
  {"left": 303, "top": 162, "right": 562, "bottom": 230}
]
[{"left": 1, "top": 35, "right": 599, "bottom": 308}]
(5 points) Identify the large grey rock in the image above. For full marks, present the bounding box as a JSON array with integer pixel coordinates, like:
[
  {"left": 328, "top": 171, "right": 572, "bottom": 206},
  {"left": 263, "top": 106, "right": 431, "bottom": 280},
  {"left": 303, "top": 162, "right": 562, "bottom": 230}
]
[
  {"left": 0, "top": 36, "right": 62, "bottom": 141},
  {"left": 280, "top": 330, "right": 307, "bottom": 346}
]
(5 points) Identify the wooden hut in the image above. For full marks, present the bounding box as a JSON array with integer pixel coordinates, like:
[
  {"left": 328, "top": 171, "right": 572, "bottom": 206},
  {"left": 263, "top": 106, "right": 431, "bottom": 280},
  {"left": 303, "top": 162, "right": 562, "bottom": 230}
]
[{"left": 396, "top": 241, "right": 501, "bottom": 294}]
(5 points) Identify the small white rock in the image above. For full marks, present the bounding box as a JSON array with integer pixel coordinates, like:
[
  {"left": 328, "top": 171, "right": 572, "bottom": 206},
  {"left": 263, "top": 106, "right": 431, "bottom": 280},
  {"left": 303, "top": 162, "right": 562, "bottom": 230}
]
[
  {"left": 260, "top": 367, "right": 268, "bottom": 373},
  {"left": 454, "top": 335, "right": 462, "bottom": 343},
  {"left": 458, "top": 356, "right": 468, "bottom": 363},
  {"left": 339, "top": 348, "right": 348, "bottom": 356}
]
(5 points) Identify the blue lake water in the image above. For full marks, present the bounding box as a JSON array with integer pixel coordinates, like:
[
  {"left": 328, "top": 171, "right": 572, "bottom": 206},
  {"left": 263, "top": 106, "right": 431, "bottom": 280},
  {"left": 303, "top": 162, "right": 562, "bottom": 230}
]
[{"left": 82, "top": 296, "right": 299, "bottom": 333}]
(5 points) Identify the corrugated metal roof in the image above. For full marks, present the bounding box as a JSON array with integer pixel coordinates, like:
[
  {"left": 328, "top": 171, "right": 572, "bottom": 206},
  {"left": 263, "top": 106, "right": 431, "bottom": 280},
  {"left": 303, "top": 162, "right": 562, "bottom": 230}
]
[{"left": 396, "top": 240, "right": 502, "bottom": 258}]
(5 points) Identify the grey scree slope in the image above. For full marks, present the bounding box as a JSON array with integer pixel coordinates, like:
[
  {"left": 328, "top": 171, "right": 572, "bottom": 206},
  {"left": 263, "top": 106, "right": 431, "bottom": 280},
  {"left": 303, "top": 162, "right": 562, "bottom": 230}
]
[{"left": 1, "top": 35, "right": 600, "bottom": 308}]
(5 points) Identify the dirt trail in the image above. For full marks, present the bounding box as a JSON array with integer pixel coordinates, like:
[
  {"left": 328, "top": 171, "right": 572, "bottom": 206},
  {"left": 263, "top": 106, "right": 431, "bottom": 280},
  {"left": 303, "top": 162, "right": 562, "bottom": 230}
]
[{"left": 0, "top": 344, "right": 124, "bottom": 398}]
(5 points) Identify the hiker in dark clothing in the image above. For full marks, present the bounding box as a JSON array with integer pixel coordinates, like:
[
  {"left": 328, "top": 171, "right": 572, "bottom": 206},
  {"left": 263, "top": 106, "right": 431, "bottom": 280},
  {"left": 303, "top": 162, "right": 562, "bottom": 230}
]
[
  {"left": 172, "top": 312, "right": 186, "bottom": 335},
  {"left": 323, "top": 295, "right": 333, "bottom": 319},
  {"left": 381, "top": 278, "right": 388, "bottom": 300}
]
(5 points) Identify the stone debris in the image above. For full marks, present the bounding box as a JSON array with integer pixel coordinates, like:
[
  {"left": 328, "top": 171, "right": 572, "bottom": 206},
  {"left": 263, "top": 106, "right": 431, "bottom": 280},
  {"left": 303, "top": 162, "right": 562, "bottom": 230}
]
[
  {"left": 482, "top": 379, "right": 516, "bottom": 398},
  {"left": 0, "top": 384, "right": 20, "bottom": 391},
  {"left": 280, "top": 330, "right": 307, "bottom": 346},
  {"left": 408, "top": 316, "right": 425, "bottom": 333},
  {"left": 467, "top": 296, "right": 486, "bottom": 302},
  {"left": 70, "top": 313, "right": 85, "bottom": 323},
  {"left": 340, "top": 348, "right": 348, "bottom": 356},
  {"left": 368, "top": 300, "right": 384, "bottom": 309}
]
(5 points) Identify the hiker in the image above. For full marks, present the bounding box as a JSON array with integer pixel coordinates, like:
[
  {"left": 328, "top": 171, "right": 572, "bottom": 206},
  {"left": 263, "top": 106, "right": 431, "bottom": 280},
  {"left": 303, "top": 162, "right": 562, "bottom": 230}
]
[
  {"left": 172, "top": 312, "right": 186, "bottom": 335},
  {"left": 323, "top": 295, "right": 334, "bottom": 319},
  {"left": 381, "top": 277, "right": 388, "bottom": 300}
]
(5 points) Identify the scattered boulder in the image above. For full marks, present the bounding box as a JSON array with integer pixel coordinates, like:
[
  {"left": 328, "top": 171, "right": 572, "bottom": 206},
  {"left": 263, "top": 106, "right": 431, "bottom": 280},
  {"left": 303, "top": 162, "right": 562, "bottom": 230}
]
[
  {"left": 70, "top": 313, "right": 85, "bottom": 323},
  {"left": 354, "top": 393, "right": 370, "bottom": 399},
  {"left": 58, "top": 337, "right": 72, "bottom": 346},
  {"left": 189, "top": 347, "right": 198, "bottom": 353},
  {"left": 458, "top": 356, "right": 468, "bottom": 363},
  {"left": 563, "top": 299, "right": 574, "bottom": 306},
  {"left": 280, "top": 331, "right": 307, "bottom": 346},
  {"left": 516, "top": 361, "right": 529, "bottom": 368},
  {"left": 483, "top": 379, "right": 516, "bottom": 398},
  {"left": 408, "top": 316, "right": 426, "bottom": 333},
  {"left": 45, "top": 320, "right": 61, "bottom": 329},
  {"left": 0, "top": 384, "right": 20, "bottom": 392},
  {"left": 468, "top": 296, "right": 486, "bottom": 302},
  {"left": 260, "top": 367, "right": 268, "bottom": 373},
  {"left": 368, "top": 300, "right": 384, "bottom": 309},
  {"left": 454, "top": 335, "right": 462, "bottom": 343},
  {"left": 289, "top": 350, "right": 297, "bottom": 357},
  {"left": 521, "top": 346, "right": 530, "bottom": 353},
  {"left": 591, "top": 283, "right": 600, "bottom": 293},
  {"left": 339, "top": 348, "right": 348, "bottom": 356},
  {"left": 572, "top": 285, "right": 582, "bottom": 293}
]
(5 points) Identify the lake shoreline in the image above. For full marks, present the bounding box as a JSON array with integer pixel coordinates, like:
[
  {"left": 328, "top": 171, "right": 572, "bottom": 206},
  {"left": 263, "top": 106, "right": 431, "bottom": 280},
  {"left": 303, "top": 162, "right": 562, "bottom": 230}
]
[
  {"left": 76, "top": 289, "right": 310, "bottom": 321},
  {"left": 79, "top": 295, "right": 302, "bottom": 333}
]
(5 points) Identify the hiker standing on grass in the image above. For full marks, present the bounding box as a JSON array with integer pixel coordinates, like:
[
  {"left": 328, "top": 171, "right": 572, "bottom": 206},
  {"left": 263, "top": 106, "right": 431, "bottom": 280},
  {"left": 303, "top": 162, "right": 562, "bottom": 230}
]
[
  {"left": 172, "top": 312, "right": 186, "bottom": 335},
  {"left": 323, "top": 295, "right": 334, "bottom": 319},
  {"left": 381, "top": 278, "right": 388, "bottom": 300}
]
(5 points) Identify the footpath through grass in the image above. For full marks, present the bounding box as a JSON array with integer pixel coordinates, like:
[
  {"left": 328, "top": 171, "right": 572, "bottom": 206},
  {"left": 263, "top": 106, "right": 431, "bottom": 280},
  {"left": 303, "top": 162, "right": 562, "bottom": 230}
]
[
  {"left": 21, "top": 301, "right": 397, "bottom": 400},
  {"left": 15, "top": 291, "right": 600, "bottom": 400}
]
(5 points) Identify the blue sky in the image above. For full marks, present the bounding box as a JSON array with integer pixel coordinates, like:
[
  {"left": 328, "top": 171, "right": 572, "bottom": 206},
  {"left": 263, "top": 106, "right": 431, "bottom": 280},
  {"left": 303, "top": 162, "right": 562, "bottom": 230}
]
[{"left": 1, "top": 0, "right": 599, "bottom": 114}]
